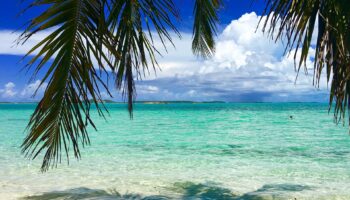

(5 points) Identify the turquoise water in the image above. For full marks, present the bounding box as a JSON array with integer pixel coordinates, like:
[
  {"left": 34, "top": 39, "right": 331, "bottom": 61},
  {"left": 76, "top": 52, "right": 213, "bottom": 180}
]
[{"left": 1, "top": 103, "right": 350, "bottom": 200}]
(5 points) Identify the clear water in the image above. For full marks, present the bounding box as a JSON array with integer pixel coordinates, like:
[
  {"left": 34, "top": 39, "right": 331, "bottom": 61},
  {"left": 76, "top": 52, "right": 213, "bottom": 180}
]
[{"left": 1, "top": 103, "right": 350, "bottom": 200}]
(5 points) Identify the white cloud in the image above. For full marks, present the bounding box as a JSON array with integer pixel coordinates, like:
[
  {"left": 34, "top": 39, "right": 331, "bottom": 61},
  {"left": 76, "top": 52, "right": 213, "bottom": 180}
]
[
  {"left": 0, "top": 80, "right": 47, "bottom": 101},
  {"left": 20, "top": 80, "right": 47, "bottom": 98},
  {"left": 0, "top": 82, "right": 17, "bottom": 98},
  {"left": 136, "top": 12, "right": 328, "bottom": 102},
  {"left": 0, "top": 30, "right": 52, "bottom": 56},
  {"left": 0, "top": 12, "right": 329, "bottom": 102},
  {"left": 138, "top": 85, "right": 159, "bottom": 94}
]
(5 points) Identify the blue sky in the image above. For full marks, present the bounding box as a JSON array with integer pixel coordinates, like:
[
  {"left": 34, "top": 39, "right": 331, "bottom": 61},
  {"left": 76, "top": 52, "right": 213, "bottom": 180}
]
[{"left": 0, "top": 1, "right": 329, "bottom": 102}]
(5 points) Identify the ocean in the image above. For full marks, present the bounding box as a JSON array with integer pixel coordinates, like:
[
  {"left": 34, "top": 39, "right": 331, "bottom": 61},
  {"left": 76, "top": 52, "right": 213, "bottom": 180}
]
[{"left": 0, "top": 103, "right": 350, "bottom": 200}]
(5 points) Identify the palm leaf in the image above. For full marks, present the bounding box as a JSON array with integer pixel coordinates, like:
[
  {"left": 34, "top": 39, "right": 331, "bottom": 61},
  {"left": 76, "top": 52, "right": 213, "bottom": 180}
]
[
  {"left": 192, "top": 0, "right": 221, "bottom": 58},
  {"left": 261, "top": 0, "right": 350, "bottom": 126},
  {"left": 107, "top": 0, "right": 180, "bottom": 116},
  {"left": 20, "top": 0, "right": 114, "bottom": 172}
]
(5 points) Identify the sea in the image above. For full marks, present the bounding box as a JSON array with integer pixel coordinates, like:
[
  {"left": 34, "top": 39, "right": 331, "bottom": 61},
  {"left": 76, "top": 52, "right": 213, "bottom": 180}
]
[{"left": 1, "top": 103, "right": 350, "bottom": 200}]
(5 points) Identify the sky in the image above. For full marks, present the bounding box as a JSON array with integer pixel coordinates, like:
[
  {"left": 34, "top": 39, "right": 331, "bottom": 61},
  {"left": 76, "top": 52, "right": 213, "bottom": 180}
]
[{"left": 0, "top": 0, "right": 329, "bottom": 102}]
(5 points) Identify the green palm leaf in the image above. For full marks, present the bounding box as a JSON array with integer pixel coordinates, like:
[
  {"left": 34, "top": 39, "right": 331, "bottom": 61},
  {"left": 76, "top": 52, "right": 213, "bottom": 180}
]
[
  {"left": 107, "top": 0, "right": 180, "bottom": 116},
  {"left": 261, "top": 0, "right": 350, "bottom": 126},
  {"left": 20, "top": 0, "right": 114, "bottom": 172},
  {"left": 192, "top": 0, "right": 221, "bottom": 58}
]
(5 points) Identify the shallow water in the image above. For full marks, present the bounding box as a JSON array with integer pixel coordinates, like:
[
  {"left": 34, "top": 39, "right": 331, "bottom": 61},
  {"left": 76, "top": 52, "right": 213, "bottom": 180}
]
[{"left": 1, "top": 103, "right": 350, "bottom": 200}]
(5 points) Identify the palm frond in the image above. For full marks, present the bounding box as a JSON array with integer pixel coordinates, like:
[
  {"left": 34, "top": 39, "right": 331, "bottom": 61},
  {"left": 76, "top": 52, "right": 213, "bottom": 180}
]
[
  {"left": 261, "top": 0, "right": 350, "bottom": 126},
  {"left": 192, "top": 0, "right": 221, "bottom": 58},
  {"left": 20, "top": 0, "right": 114, "bottom": 172},
  {"left": 107, "top": 0, "right": 180, "bottom": 116}
]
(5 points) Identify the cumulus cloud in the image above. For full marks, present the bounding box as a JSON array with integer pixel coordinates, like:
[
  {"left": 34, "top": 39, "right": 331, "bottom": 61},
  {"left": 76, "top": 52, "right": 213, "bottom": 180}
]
[
  {"left": 20, "top": 80, "right": 48, "bottom": 98},
  {"left": 0, "top": 80, "right": 47, "bottom": 101},
  {"left": 0, "top": 82, "right": 17, "bottom": 98},
  {"left": 135, "top": 12, "right": 328, "bottom": 102},
  {"left": 0, "top": 12, "right": 329, "bottom": 102}
]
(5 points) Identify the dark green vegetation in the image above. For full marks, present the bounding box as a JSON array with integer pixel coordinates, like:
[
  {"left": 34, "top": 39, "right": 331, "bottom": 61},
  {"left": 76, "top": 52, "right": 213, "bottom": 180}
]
[{"left": 18, "top": 0, "right": 350, "bottom": 171}]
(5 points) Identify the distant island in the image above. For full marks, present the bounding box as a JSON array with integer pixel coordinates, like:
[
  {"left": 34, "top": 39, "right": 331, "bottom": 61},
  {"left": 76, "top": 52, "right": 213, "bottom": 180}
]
[
  {"left": 135, "top": 101, "right": 225, "bottom": 104},
  {"left": 102, "top": 100, "right": 226, "bottom": 104},
  {"left": 105, "top": 100, "right": 226, "bottom": 104}
]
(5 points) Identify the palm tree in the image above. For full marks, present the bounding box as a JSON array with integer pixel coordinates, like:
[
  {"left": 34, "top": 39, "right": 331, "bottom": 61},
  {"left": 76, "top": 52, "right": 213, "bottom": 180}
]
[{"left": 19, "top": 0, "right": 350, "bottom": 171}]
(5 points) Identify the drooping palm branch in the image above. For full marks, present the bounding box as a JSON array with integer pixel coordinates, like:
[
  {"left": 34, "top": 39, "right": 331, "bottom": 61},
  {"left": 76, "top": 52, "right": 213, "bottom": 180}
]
[
  {"left": 192, "top": 0, "right": 221, "bottom": 57},
  {"left": 20, "top": 0, "right": 115, "bottom": 171},
  {"left": 20, "top": 0, "right": 219, "bottom": 171},
  {"left": 261, "top": 0, "right": 350, "bottom": 126},
  {"left": 107, "top": 0, "right": 180, "bottom": 116}
]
